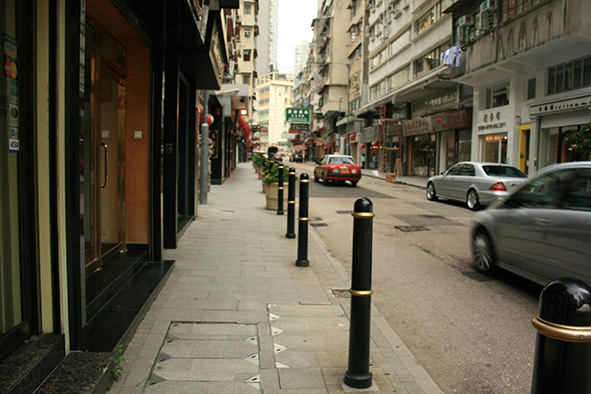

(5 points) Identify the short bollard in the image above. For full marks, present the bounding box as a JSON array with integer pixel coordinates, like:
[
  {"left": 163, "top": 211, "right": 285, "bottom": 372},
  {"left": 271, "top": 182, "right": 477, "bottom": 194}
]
[
  {"left": 295, "top": 173, "right": 310, "bottom": 267},
  {"left": 286, "top": 167, "right": 296, "bottom": 238},
  {"left": 277, "top": 164, "right": 285, "bottom": 215},
  {"left": 344, "top": 197, "right": 374, "bottom": 389},
  {"left": 531, "top": 278, "right": 591, "bottom": 393}
]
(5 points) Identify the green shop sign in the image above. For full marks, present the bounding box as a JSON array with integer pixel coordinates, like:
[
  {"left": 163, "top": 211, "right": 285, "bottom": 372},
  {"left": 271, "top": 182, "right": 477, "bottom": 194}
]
[{"left": 285, "top": 108, "right": 311, "bottom": 124}]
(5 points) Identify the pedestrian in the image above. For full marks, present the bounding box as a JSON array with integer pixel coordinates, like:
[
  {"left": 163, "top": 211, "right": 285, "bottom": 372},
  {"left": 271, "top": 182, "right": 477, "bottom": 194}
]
[{"left": 361, "top": 153, "right": 366, "bottom": 169}]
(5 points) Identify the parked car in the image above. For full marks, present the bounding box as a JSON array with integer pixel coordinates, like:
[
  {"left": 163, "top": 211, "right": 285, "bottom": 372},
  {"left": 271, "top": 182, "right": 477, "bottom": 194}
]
[
  {"left": 290, "top": 152, "right": 303, "bottom": 163},
  {"left": 426, "top": 162, "right": 528, "bottom": 210},
  {"left": 313, "top": 155, "right": 362, "bottom": 186},
  {"left": 471, "top": 161, "right": 591, "bottom": 286},
  {"left": 273, "top": 153, "right": 284, "bottom": 162}
]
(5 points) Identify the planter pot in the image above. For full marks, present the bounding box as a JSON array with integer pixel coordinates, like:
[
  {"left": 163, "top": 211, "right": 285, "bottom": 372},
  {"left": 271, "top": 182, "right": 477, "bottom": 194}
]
[
  {"left": 262, "top": 181, "right": 268, "bottom": 193},
  {"left": 265, "top": 182, "right": 288, "bottom": 211}
]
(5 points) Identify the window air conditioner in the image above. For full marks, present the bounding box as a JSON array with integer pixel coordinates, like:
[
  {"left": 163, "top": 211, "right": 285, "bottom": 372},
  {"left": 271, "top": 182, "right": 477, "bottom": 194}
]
[
  {"left": 458, "top": 15, "right": 474, "bottom": 27},
  {"left": 480, "top": 0, "right": 497, "bottom": 13}
]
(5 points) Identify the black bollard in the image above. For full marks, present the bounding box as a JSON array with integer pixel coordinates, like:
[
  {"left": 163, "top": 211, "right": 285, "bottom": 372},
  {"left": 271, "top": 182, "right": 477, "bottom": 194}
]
[
  {"left": 286, "top": 168, "right": 296, "bottom": 238},
  {"left": 277, "top": 164, "right": 285, "bottom": 215},
  {"left": 344, "top": 197, "right": 374, "bottom": 389},
  {"left": 295, "top": 173, "right": 310, "bottom": 267},
  {"left": 531, "top": 278, "right": 591, "bottom": 394}
]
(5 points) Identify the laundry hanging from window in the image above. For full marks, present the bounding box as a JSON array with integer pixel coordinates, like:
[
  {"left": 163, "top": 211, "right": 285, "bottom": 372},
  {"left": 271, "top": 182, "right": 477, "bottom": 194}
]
[{"left": 441, "top": 46, "right": 462, "bottom": 68}]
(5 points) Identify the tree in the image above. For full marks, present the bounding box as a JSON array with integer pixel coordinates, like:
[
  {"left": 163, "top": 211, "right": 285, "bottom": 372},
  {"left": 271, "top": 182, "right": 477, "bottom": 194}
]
[{"left": 569, "top": 122, "right": 591, "bottom": 161}]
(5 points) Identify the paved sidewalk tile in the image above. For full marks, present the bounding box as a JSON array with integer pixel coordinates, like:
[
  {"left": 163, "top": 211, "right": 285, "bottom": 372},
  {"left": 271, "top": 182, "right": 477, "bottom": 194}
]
[{"left": 110, "top": 163, "right": 441, "bottom": 394}]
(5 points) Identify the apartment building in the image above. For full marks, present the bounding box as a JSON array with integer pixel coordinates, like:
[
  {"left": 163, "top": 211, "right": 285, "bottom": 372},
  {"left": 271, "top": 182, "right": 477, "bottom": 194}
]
[
  {"left": 254, "top": 72, "right": 294, "bottom": 149},
  {"left": 448, "top": 0, "right": 591, "bottom": 174}
]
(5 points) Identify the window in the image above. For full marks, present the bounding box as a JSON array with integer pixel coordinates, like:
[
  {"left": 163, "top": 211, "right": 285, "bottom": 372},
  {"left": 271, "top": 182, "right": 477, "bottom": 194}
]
[
  {"left": 527, "top": 78, "right": 536, "bottom": 100},
  {"left": 413, "top": 42, "right": 450, "bottom": 78},
  {"left": 481, "top": 134, "right": 508, "bottom": 163},
  {"left": 242, "top": 75, "right": 250, "bottom": 85},
  {"left": 547, "top": 55, "right": 591, "bottom": 94},
  {"left": 447, "top": 164, "right": 463, "bottom": 175},
  {"left": 244, "top": 4, "right": 251, "bottom": 14},
  {"left": 243, "top": 50, "right": 251, "bottom": 62},
  {"left": 485, "top": 82, "right": 509, "bottom": 109},
  {"left": 244, "top": 29, "right": 251, "bottom": 38}
]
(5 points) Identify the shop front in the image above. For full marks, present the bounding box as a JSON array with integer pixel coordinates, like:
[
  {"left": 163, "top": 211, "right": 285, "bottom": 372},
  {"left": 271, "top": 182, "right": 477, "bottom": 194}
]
[
  {"left": 403, "top": 118, "right": 437, "bottom": 177},
  {"left": 473, "top": 106, "right": 516, "bottom": 167},
  {"left": 529, "top": 95, "right": 591, "bottom": 170}
]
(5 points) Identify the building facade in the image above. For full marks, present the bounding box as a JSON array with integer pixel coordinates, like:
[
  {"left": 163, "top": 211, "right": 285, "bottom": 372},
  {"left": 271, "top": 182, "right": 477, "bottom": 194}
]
[
  {"left": 0, "top": 0, "right": 239, "bottom": 390},
  {"left": 254, "top": 72, "right": 294, "bottom": 149}
]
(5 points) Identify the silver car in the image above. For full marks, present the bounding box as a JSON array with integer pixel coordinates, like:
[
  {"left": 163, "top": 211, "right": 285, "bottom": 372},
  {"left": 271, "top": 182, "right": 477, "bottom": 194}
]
[
  {"left": 426, "top": 162, "right": 528, "bottom": 210},
  {"left": 472, "top": 161, "right": 591, "bottom": 286}
]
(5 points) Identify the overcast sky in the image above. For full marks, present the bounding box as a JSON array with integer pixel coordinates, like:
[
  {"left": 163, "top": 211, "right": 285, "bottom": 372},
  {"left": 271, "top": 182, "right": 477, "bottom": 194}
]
[{"left": 277, "top": 0, "right": 318, "bottom": 74}]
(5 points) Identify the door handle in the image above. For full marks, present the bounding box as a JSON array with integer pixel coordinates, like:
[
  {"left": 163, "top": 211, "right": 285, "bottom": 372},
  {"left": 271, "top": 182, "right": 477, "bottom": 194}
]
[{"left": 101, "top": 143, "right": 108, "bottom": 188}]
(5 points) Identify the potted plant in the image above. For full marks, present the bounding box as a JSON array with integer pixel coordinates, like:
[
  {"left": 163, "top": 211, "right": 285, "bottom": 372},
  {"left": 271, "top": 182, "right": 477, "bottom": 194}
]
[
  {"left": 263, "top": 162, "right": 290, "bottom": 210},
  {"left": 253, "top": 153, "right": 264, "bottom": 172}
]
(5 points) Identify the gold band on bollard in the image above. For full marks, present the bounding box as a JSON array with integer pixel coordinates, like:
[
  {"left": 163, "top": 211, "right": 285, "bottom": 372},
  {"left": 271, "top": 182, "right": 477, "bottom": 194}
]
[
  {"left": 352, "top": 212, "right": 376, "bottom": 219},
  {"left": 289, "top": 171, "right": 296, "bottom": 175},
  {"left": 299, "top": 179, "right": 310, "bottom": 183},
  {"left": 532, "top": 316, "right": 591, "bottom": 343},
  {"left": 349, "top": 289, "right": 373, "bottom": 297},
  {"left": 298, "top": 217, "right": 309, "bottom": 221},
  {"left": 278, "top": 187, "right": 284, "bottom": 190},
  {"left": 288, "top": 200, "right": 295, "bottom": 204}
]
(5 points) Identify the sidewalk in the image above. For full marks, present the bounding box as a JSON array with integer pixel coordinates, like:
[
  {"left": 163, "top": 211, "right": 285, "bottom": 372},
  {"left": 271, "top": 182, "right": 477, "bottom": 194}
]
[{"left": 111, "top": 163, "right": 441, "bottom": 393}]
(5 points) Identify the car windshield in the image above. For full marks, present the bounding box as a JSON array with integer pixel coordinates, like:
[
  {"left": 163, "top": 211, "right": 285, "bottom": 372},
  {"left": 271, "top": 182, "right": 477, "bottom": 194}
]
[
  {"left": 482, "top": 165, "right": 527, "bottom": 178},
  {"left": 329, "top": 157, "right": 355, "bottom": 165}
]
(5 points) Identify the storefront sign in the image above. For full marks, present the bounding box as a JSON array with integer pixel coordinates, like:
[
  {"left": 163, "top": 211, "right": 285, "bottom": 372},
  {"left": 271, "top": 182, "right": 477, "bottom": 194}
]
[
  {"left": 402, "top": 117, "right": 432, "bottom": 137},
  {"left": 289, "top": 123, "right": 309, "bottom": 132},
  {"left": 477, "top": 109, "right": 508, "bottom": 132},
  {"left": 9, "top": 79, "right": 18, "bottom": 104},
  {"left": 285, "top": 108, "right": 311, "bottom": 124},
  {"left": 446, "top": 108, "right": 472, "bottom": 129},
  {"left": 210, "top": 31, "right": 224, "bottom": 87}
]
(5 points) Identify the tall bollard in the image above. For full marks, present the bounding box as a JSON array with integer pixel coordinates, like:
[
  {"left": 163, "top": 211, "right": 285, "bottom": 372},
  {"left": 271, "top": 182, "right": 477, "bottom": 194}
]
[
  {"left": 344, "top": 197, "right": 374, "bottom": 389},
  {"left": 277, "top": 164, "right": 285, "bottom": 215},
  {"left": 531, "top": 278, "right": 591, "bottom": 393},
  {"left": 295, "top": 173, "right": 310, "bottom": 267},
  {"left": 286, "top": 168, "right": 296, "bottom": 238}
]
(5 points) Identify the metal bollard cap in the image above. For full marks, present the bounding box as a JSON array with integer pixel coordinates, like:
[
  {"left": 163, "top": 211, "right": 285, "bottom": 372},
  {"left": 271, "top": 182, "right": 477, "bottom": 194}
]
[
  {"left": 538, "top": 278, "right": 591, "bottom": 327},
  {"left": 299, "top": 173, "right": 309, "bottom": 181},
  {"left": 354, "top": 197, "right": 373, "bottom": 213}
]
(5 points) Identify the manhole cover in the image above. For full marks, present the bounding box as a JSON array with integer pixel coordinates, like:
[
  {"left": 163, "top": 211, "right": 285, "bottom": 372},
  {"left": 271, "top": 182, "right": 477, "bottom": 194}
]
[
  {"left": 331, "top": 288, "right": 350, "bottom": 298},
  {"left": 336, "top": 210, "right": 354, "bottom": 214},
  {"left": 395, "top": 225, "right": 429, "bottom": 232},
  {"left": 310, "top": 223, "right": 328, "bottom": 227}
]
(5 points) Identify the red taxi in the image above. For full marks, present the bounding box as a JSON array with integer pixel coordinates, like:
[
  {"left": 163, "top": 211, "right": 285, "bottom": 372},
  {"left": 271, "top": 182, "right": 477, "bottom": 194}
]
[{"left": 314, "top": 155, "right": 362, "bottom": 186}]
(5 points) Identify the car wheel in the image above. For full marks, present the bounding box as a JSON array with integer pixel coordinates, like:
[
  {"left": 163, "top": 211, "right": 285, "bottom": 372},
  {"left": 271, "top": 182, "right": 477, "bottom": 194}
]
[
  {"left": 351, "top": 181, "right": 358, "bottom": 187},
  {"left": 313, "top": 173, "right": 319, "bottom": 182},
  {"left": 426, "top": 182, "right": 438, "bottom": 201},
  {"left": 473, "top": 229, "right": 496, "bottom": 274},
  {"left": 467, "top": 189, "right": 481, "bottom": 210}
]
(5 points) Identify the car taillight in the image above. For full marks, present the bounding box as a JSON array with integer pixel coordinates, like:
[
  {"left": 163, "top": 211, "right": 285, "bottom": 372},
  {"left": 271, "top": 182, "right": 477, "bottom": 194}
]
[{"left": 489, "top": 182, "right": 507, "bottom": 191}]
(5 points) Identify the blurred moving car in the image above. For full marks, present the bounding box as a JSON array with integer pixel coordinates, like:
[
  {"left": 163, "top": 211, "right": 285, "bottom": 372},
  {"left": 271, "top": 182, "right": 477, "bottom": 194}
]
[
  {"left": 290, "top": 151, "right": 303, "bottom": 162},
  {"left": 472, "top": 161, "right": 591, "bottom": 286},
  {"left": 426, "top": 162, "right": 528, "bottom": 210},
  {"left": 273, "top": 153, "right": 284, "bottom": 162},
  {"left": 314, "top": 155, "right": 361, "bottom": 186}
]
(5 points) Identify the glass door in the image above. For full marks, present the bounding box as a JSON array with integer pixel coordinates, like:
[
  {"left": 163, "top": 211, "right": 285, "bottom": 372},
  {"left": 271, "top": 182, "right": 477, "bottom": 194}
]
[{"left": 82, "top": 21, "right": 126, "bottom": 276}]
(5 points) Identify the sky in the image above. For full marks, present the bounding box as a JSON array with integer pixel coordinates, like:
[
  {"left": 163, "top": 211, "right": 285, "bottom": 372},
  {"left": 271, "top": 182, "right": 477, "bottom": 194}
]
[{"left": 276, "top": 0, "right": 318, "bottom": 74}]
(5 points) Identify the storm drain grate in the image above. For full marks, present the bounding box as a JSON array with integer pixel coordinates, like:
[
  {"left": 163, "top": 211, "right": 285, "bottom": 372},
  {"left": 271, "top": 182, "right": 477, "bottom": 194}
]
[
  {"left": 310, "top": 223, "right": 328, "bottom": 227},
  {"left": 336, "top": 210, "right": 354, "bottom": 214},
  {"left": 331, "top": 288, "right": 351, "bottom": 298},
  {"left": 421, "top": 214, "right": 444, "bottom": 219},
  {"left": 395, "top": 225, "right": 429, "bottom": 232},
  {"left": 310, "top": 217, "right": 323, "bottom": 222}
]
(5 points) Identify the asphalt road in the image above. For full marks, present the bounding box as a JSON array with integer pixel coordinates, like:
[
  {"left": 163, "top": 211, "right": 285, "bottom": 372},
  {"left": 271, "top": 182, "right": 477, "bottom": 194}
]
[{"left": 289, "top": 162, "right": 541, "bottom": 394}]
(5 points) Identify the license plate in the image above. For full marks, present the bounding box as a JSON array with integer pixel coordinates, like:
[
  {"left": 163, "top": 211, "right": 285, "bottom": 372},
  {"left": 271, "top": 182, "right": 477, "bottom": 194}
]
[{"left": 341, "top": 168, "right": 350, "bottom": 174}]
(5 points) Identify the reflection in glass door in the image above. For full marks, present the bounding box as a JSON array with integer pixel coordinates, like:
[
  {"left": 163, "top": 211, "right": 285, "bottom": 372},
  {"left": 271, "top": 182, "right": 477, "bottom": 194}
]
[{"left": 81, "top": 21, "right": 126, "bottom": 276}]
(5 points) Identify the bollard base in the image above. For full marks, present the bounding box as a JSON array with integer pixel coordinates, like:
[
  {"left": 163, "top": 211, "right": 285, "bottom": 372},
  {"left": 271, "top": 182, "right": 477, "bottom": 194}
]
[
  {"left": 277, "top": 211, "right": 284, "bottom": 215},
  {"left": 344, "top": 372, "right": 372, "bottom": 389},
  {"left": 295, "top": 259, "right": 309, "bottom": 267},
  {"left": 286, "top": 233, "right": 296, "bottom": 239}
]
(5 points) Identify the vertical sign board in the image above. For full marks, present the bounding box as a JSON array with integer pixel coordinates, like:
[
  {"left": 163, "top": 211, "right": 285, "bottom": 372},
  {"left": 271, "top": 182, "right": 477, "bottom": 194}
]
[{"left": 4, "top": 34, "right": 19, "bottom": 152}]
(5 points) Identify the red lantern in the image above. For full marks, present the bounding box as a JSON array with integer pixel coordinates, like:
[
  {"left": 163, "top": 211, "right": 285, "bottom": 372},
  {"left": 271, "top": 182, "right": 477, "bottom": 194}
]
[
  {"left": 207, "top": 114, "right": 214, "bottom": 126},
  {"left": 238, "top": 115, "right": 249, "bottom": 126},
  {"left": 344, "top": 135, "right": 348, "bottom": 141},
  {"left": 360, "top": 143, "right": 366, "bottom": 149},
  {"left": 372, "top": 141, "right": 378, "bottom": 147},
  {"left": 350, "top": 134, "right": 356, "bottom": 142},
  {"left": 197, "top": 104, "right": 204, "bottom": 124}
]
